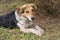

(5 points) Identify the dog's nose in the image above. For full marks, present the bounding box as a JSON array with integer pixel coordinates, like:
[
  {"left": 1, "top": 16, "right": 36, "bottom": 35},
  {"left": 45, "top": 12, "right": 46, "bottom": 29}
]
[{"left": 31, "top": 17, "right": 35, "bottom": 20}]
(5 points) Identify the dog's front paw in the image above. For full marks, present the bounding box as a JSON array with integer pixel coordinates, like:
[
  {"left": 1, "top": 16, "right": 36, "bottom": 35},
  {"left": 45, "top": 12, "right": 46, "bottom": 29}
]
[
  {"left": 35, "top": 30, "right": 44, "bottom": 37},
  {"left": 38, "top": 31, "right": 44, "bottom": 37},
  {"left": 35, "top": 25, "right": 44, "bottom": 36},
  {"left": 39, "top": 28, "right": 44, "bottom": 34}
]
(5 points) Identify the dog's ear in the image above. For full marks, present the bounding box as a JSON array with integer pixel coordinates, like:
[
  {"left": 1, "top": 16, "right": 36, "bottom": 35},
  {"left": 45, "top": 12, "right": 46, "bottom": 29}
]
[
  {"left": 16, "top": 5, "right": 26, "bottom": 15},
  {"left": 21, "top": 7, "right": 26, "bottom": 13},
  {"left": 16, "top": 5, "right": 21, "bottom": 15},
  {"left": 16, "top": 5, "right": 21, "bottom": 10},
  {"left": 32, "top": 4, "right": 37, "bottom": 10}
]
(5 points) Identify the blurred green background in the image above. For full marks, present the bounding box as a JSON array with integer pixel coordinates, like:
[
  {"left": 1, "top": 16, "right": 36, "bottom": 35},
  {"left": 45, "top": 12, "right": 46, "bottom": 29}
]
[{"left": 0, "top": 0, "right": 60, "bottom": 40}]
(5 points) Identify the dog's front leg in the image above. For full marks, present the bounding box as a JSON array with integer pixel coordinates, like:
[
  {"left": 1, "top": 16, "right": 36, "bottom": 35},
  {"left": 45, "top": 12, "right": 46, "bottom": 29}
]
[
  {"left": 29, "top": 28, "right": 44, "bottom": 36},
  {"left": 20, "top": 27, "right": 43, "bottom": 36},
  {"left": 17, "top": 23, "right": 44, "bottom": 36},
  {"left": 35, "top": 25, "right": 44, "bottom": 34}
]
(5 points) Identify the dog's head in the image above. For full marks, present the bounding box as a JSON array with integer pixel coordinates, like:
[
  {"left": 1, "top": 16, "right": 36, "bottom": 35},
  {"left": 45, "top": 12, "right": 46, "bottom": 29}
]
[{"left": 17, "top": 3, "right": 37, "bottom": 21}]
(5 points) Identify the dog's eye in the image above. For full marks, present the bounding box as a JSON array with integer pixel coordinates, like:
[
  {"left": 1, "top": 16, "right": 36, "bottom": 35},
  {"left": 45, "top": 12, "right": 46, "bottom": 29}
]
[
  {"left": 22, "top": 11, "right": 24, "bottom": 13},
  {"left": 32, "top": 9, "right": 34, "bottom": 12},
  {"left": 26, "top": 11, "right": 29, "bottom": 13}
]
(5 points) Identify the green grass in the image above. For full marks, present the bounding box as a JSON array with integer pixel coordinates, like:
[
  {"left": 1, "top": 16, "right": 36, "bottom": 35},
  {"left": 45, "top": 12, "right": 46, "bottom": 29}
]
[
  {"left": 0, "top": 27, "right": 40, "bottom": 40},
  {"left": 0, "top": 26, "right": 60, "bottom": 40}
]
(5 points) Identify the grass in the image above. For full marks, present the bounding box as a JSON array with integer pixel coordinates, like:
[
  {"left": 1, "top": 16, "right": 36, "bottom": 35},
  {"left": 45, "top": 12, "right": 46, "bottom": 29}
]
[
  {"left": 0, "top": 26, "right": 60, "bottom": 40},
  {"left": 0, "top": 27, "right": 40, "bottom": 40},
  {"left": 0, "top": 0, "right": 25, "bottom": 13},
  {"left": 0, "top": 0, "right": 60, "bottom": 40}
]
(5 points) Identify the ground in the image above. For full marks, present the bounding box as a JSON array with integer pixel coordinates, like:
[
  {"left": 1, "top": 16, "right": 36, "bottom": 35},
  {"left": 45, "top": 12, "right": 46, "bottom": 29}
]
[{"left": 0, "top": 0, "right": 60, "bottom": 40}]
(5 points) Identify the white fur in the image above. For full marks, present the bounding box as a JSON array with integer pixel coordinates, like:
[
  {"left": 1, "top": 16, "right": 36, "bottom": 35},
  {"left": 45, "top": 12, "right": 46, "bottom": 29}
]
[{"left": 15, "top": 10, "right": 44, "bottom": 36}]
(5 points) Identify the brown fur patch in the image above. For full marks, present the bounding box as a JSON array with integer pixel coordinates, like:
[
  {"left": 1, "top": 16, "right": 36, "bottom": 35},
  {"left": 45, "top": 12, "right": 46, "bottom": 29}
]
[{"left": 17, "top": 3, "right": 37, "bottom": 18}]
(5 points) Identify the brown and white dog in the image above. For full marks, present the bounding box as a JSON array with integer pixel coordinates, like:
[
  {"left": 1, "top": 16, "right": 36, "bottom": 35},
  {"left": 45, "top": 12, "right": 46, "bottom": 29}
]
[
  {"left": 16, "top": 3, "right": 44, "bottom": 36},
  {"left": 0, "top": 3, "right": 44, "bottom": 36}
]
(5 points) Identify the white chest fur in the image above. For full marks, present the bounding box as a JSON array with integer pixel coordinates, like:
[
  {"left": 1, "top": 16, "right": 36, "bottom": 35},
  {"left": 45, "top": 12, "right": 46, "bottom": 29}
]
[{"left": 15, "top": 10, "right": 33, "bottom": 28}]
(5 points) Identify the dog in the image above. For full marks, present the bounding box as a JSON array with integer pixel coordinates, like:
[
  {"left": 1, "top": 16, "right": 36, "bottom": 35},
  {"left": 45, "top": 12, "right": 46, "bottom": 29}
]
[{"left": 0, "top": 3, "right": 44, "bottom": 36}]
